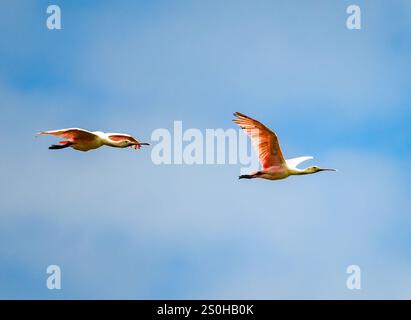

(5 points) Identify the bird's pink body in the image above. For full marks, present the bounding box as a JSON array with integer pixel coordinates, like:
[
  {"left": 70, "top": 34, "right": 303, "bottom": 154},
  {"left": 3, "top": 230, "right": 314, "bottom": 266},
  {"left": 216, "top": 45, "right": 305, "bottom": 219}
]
[
  {"left": 260, "top": 166, "right": 289, "bottom": 180},
  {"left": 38, "top": 128, "right": 149, "bottom": 152}
]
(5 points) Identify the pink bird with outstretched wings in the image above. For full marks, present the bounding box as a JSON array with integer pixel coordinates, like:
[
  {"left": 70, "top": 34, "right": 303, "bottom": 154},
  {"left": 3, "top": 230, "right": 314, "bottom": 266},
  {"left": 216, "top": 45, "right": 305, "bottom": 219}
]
[
  {"left": 233, "top": 112, "right": 336, "bottom": 180},
  {"left": 38, "top": 128, "right": 149, "bottom": 152}
]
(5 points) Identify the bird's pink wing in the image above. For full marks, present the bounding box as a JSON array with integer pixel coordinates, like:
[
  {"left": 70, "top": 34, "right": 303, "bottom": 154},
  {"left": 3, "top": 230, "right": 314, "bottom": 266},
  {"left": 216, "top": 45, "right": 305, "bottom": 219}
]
[
  {"left": 108, "top": 134, "right": 141, "bottom": 149},
  {"left": 38, "top": 128, "right": 97, "bottom": 142},
  {"left": 108, "top": 135, "right": 139, "bottom": 143},
  {"left": 233, "top": 112, "right": 285, "bottom": 169}
]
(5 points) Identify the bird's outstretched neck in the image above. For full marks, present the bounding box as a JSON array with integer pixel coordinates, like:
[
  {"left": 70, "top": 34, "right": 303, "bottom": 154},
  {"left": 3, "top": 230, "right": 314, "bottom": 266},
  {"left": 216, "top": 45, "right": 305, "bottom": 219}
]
[
  {"left": 288, "top": 168, "right": 310, "bottom": 175},
  {"left": 289, "top": 166, "right": 337, "bottom": 176}
]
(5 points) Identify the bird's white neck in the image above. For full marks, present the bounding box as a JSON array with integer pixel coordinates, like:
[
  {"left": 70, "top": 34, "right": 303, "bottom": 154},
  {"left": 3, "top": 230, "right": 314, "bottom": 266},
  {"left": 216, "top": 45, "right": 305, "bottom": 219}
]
[
  {"left": 93, "top": 132, "right": 120, "bottom": 147},
  {"left": 288, "top": 167, "right": 314, "bottom": 176}
]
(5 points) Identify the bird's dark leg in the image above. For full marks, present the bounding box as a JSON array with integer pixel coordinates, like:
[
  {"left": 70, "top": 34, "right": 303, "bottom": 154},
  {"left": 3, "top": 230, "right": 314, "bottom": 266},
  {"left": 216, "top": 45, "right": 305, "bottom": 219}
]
[
  {"left": 239, "top": 172, "right": 262, "bottom": 179},
  {"left": 49, "top": 142, "right": 73, "bottom": 150},
  {"left": 239, "top": 175, "right": 253, "bottom": 179}
]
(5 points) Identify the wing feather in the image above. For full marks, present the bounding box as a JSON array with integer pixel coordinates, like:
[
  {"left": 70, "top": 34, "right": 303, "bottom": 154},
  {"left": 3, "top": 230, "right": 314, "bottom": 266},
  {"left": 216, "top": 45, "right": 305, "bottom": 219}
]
[
  {"left": 108, "top": 134, "right": 139, "bottom": 143},
  {"left": 38, "top": 128, "right": 98, "bottom": 141},
  {"left": 233, "top": 112, "right": 285, "bottom": 169}
]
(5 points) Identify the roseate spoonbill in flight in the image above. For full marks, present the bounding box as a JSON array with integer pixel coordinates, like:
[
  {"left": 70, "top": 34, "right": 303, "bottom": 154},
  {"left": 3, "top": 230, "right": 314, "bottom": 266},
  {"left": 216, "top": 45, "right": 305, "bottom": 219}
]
[
  {"left": 233, "top": 112, "right": 336, "bottom": 180},
  {"left": 37, "top": 128, "right": 149, "bottom": 152}
]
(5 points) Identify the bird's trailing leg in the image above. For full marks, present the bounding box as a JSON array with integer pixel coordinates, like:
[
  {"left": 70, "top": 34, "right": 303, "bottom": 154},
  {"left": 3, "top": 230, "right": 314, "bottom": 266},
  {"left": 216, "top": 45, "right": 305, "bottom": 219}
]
[
  {"left": 239, "top": 174, "right": 254, "bottom": 179},
  {"left": 238, "top": 172, "right": 262, "bottom": 179},
  {"left": 49, "top": 141, "right": 73, "bottom": 150}
]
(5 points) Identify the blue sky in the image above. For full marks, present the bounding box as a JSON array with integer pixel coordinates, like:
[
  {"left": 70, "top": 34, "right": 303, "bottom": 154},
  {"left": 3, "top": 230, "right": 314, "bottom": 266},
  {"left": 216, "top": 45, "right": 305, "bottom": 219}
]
[{"left": 0, "top": 0, "right": 411, "bottom": 299}]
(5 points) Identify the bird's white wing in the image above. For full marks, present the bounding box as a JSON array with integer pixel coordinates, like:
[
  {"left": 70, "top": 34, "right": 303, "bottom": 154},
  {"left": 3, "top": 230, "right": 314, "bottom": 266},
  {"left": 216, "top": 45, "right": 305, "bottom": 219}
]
[{"left": 286, "top": 156, "right": 313, "bottom": 169}]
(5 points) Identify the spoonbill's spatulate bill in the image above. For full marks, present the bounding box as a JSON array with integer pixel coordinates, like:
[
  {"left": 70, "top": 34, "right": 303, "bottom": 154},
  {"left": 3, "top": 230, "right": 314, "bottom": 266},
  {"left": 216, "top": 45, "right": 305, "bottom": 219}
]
[
  {"left": 233, "top": 112, "right": 336, "bottom": 180},
  {"left": 38, "top": 128, "right": 149, "bottom": 152}
]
